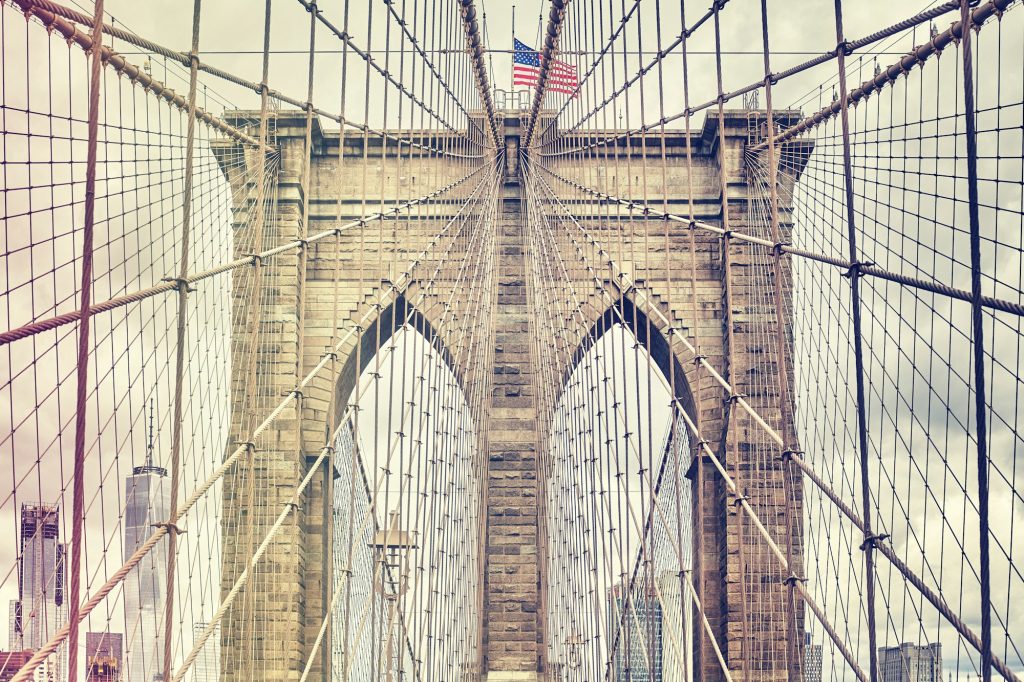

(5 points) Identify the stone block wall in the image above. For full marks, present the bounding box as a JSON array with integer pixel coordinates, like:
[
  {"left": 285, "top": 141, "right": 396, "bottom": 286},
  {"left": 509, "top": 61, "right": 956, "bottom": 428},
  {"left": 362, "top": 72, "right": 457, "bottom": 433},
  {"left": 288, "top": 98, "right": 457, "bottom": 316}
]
[{"left": 213, "top": 108, "right": 806, "bottom": 682}]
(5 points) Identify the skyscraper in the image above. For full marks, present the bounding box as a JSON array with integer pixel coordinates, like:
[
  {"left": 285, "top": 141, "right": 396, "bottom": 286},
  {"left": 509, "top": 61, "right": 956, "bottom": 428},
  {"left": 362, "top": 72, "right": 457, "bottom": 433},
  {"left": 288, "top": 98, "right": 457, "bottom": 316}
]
[
  {"left": 191, "top": 622, "right": 220, "bottom": 682},
  {"left": 879, "top": 642, "right": 943, "bottom": 682},
  {"left": 805, "top": 632, "right": 823, "bottom": 682},
  {"left": 123, "top": 406, "right": 170, "bottom": 682},
  {"left": 7, "top": 503, "right": 68, "bottom": 682},
  {"left": 86, "top": 632, "right": 123, "bottom": 682},
  {"left": 0, "top": 651, "right": 52, "bottom": 682},
  {"left": 607, "top": 582, "right": 663, "bottom": 681}
]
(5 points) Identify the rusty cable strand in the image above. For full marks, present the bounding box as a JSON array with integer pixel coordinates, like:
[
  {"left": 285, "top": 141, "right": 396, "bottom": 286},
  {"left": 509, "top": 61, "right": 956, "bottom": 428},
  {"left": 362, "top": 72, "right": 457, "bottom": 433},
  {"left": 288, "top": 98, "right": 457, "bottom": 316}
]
[
  {"left": 65, "top": 0, "right": 106, "bottom": 679},
  {"left": 541, "top": 0, "right": 1008, "bottom": 157},
  {"left": 13, "top": 0, "right": 481, "bottom": 158},
  {"left": 0, "top": 167, "right": 485, "bottom": 346},
  {"left": 530, "top": 154, "right": 1024, "bottom": 682},
  {"left": 6, "top": 167, "right": 495, "bottom": 682},
  {"left": 377, "top": 0, "right": 485, "bottom": 138},
  {"left": 457, "top": 0, "right": 502, "bottom": 148},
  {"left": 523, "top": 0, "right": 569, "bottom": 148},
  {"left": 537, "top": 166, "right": 1024, "bottom": 317},
  {"left": 160, "top": 0, "right": 203, "bottom": 679}
]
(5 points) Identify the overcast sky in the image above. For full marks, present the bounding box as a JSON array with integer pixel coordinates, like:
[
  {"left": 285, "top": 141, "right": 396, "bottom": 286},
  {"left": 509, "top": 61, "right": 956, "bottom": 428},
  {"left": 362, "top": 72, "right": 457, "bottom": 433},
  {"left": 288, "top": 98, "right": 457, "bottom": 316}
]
[{"left": 2, "top": 0, "right": 1023, "bottom": 680}]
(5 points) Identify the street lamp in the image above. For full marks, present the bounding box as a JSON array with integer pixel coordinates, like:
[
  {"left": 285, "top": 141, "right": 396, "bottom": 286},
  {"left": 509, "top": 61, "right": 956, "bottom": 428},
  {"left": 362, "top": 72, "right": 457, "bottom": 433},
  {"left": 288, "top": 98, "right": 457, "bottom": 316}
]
[{"left": 370, "top": 511, "right": 418, "bottom": 682}]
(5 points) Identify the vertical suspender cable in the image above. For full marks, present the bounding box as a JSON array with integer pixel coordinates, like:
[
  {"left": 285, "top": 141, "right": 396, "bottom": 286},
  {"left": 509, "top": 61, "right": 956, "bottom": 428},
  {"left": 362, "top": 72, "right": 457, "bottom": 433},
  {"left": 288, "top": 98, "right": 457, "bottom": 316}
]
[
  {"left": 68, "top": 1, "right": 106, "bottom": 679},
  {"left": 237, "top": 2, "right": 275, "bottom": 676},
  {"left": 756, "top": 2, "right": 803, "bottom": 680},
  {"left": 958, "top": 2, "right": 992, "bottom": 680},
  {"left": 162, "top": 1, "right": 203, "bottom": 680},
  {"left": 831, "top": 2, "right": 881, "bottom": 680}
]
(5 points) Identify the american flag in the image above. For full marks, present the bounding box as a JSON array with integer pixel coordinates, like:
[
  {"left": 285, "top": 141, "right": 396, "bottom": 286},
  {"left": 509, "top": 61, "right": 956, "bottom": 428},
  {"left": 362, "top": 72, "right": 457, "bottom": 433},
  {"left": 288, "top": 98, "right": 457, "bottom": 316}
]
[{"left": 512, "top": 37, "right": 579, "bottom": 97}]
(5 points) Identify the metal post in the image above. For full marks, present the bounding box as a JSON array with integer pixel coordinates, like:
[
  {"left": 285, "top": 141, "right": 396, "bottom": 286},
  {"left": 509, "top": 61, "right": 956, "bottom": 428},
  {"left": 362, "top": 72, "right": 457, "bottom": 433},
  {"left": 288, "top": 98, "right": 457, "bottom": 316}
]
[
  {"left": 831, "top": 2, "right": 881, "bottom": 680},
  {"left": 958, "top": 2, "right": 992, "bottom": 680},
  {"left": 68, "top": 2, "right": 106, "bottom": 680}
]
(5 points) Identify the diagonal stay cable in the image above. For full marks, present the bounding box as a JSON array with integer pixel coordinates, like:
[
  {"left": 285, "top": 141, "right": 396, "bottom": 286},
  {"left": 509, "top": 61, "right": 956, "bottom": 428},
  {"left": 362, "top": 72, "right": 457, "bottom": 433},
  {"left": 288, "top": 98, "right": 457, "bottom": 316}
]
[
  {"left": 540, "top": 0, "right": 1005, "bottom": 157},
  {"left": 538, "top": 165, "right": 1024, "bottom": 317},
  {"left": 749, "top": 0, "right": 1014, "bottom": 152},
  {"left": 13, "top": 0, "right": 480, "bottom": 158},
  {"left": 458, "top": 0, "right": 501, "bottom": 148},
  {"left": 529, "top": 156, "right": 1024, "bottom": 682},
  {"left": 0, "top": 167, "right": 485, "bottom": 345},
  {"left": 5, "top": 165, "right": 497, "bottom": 682},
  {"left": 296, "top": 0, "right": 477, "bottom": 140},
  {"left": 12, "top": 0, "right": 258, "bottom": 145},
  {"left": 522, "top": 0, "right": 570, "bottom": 148}
]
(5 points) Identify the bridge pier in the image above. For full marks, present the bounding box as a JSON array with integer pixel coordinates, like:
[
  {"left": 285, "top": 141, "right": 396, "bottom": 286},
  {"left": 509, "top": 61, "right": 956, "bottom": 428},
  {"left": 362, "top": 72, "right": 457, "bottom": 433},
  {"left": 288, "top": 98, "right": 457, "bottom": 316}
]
[{"left": 481, "top": 174, "right": 546, "bottom": 680}]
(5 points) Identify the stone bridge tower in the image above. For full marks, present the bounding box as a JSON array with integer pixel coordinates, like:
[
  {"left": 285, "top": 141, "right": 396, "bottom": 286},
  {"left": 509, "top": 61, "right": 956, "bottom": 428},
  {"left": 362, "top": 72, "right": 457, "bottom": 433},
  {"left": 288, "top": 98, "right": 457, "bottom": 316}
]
[{"left": 213, "top": 108, "right": 810, "bottom": 682}]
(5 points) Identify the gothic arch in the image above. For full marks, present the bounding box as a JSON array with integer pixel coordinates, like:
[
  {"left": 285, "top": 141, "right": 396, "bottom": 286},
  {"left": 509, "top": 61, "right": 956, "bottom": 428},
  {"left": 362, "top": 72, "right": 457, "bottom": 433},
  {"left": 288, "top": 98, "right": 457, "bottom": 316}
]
[
  {"left": 558, "top": 294, "right": 700, "bottom": 444},
  {"left": 330, "top": 292, "right": 467, "bottom": 432}
]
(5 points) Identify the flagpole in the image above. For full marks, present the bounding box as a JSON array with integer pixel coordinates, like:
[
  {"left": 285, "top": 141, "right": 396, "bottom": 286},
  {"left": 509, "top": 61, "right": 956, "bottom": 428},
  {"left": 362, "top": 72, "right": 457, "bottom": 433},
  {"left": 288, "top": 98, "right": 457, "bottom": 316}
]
[{"left": 511, "top": 5, "right": 516, "bottom": 94}]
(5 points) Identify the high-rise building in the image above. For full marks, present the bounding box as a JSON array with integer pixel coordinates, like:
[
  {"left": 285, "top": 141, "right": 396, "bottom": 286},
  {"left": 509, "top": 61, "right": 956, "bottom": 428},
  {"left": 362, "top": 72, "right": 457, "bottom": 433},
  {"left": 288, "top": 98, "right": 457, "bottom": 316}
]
[
  {"left": 607, "top": 582, "right": 663, "bottom": 681},
  {"left": 655, "top": 571, "right": 685, "bottom": 682},
  {"left": 805, "top": 632, "right": 823, "bottom": 682},
  {"left": 191, "top": 622, "right": 220, "bottom": 682},
  {"left": 7, "top": 503, "right": 68, "bottom": 682},
  {"left": 879, "top": 642, "right": 943, "bottom": 682},
  {"left": 123, "top": 406, "right": 170, "bottom": 682},
  {"left": 0, "top": 651, "right": 32, "bottom": 682},
  {"left": 86, "top": 632, "right": 124, "bottom": 682}
]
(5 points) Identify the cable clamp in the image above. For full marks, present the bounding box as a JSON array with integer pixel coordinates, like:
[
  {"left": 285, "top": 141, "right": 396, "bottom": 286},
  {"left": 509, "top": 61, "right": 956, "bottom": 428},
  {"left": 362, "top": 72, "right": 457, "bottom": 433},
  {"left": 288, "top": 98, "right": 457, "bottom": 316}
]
[
  {"left": 843, "top": 260, "right": 874, "bottom": 279},
  {"left": 859, "top": 533, "right": 890, "bottom": 551},
  {"left": 782, "top": 574, "right": 807, "bottom": 587},
  {"left": 692, "top": 354, "right": 707, "bottom": 365},
  {"left": 725, "top": 392, "right": 747, "bottom": 404},
  {"left": 161, "top": 276, "right": 195, "bottom": 293},
  {"left": 288, "top": 389, "right": 305, "bottom": 401},
  {"left": 237, "top": 440, "right": 258, "bottom": 453},
  {"left": 730, "top": 493, "right": 748, "bottom": 507},
  {"left": 296, "top": 238, "right": 309, "bottom": 250},
  {"left": 188, "top": 50, "right": 200, "bottom": 68},
  {"left": 772, "top": 240, "right": 791, "bottom": 257},
  {"left": 835, "top": 40, "right": 854, "bottom": 57},
  {"left": 245, "top": 252, "right": 264, "bottom": 267},
  {"left": 153, "top": 521, "right": 186, "bottom": 535},
  {"left": 779, "top": 448, "right": 803, "bottom": 463}
]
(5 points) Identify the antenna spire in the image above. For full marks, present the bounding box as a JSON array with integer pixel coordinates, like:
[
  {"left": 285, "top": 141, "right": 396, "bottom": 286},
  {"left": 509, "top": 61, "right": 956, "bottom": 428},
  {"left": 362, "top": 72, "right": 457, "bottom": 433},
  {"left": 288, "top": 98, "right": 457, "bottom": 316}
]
[{"left": 146, "top": 399, "right": 155, "bottom": 468}]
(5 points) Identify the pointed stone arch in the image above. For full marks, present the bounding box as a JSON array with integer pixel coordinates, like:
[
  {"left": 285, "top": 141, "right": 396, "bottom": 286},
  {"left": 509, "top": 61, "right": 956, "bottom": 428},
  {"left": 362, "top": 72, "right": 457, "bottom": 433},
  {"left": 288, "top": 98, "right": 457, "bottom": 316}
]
[{"left": 329, "top": 292, "right": 468, "bottom": 432}]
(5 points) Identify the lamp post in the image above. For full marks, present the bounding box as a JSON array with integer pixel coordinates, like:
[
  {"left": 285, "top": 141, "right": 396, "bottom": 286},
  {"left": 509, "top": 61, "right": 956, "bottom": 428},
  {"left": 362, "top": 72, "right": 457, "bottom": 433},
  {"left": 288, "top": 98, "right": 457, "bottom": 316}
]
[{"left": 371, "top": 512, "right": 418, "bottom": 682}]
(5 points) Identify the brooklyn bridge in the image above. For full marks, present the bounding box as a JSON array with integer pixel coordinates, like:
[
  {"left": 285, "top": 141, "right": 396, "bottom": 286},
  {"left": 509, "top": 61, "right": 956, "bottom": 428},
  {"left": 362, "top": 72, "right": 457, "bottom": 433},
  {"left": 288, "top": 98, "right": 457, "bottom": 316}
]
[{"left": 0, "top": 0, "right": 1021, "bottom": 680}]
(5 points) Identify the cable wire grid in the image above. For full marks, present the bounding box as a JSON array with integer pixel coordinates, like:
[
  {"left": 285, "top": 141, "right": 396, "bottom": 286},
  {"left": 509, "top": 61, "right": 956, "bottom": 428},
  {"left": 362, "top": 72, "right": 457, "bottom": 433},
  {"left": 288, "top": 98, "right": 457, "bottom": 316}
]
[{"left": 0, "top": 0, "right": 1022, "bottom": 681}]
